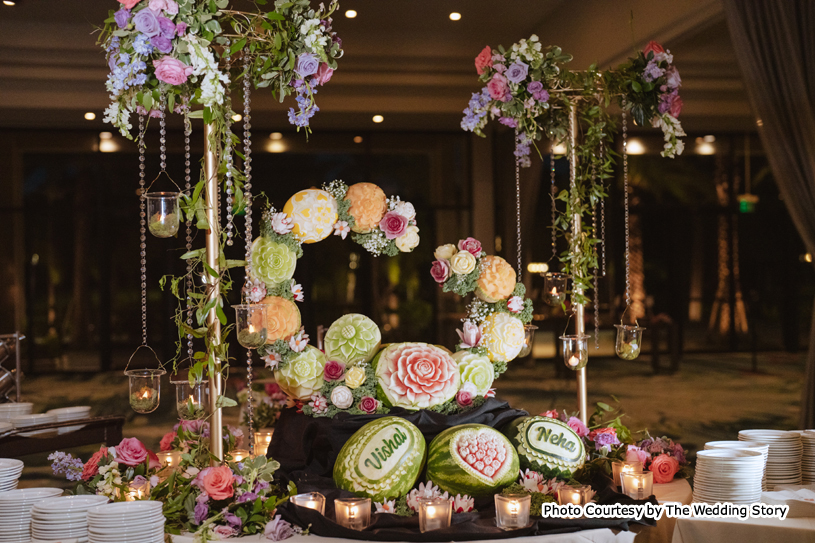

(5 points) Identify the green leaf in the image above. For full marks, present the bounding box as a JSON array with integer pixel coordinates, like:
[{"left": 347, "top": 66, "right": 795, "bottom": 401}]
[
  {"left": 266, "top": 11, "right": 285, "bottom": 20},
  {"left": 215, "top": 395, "right": 237, "bottom": 408},
  {"left": 230, "top": 38, "right": 247, "bottom": 56},
  {"left": 597, "top": 402, "right": 612, "bottom": 411},
  {"left": 187, "top": 109, "right": 204, "bottom": 119},
  {"left": 181, "top": 248, "right": 206, "bottom": 260},
  {"left": 631, "top": 80, "right": 642, "bottom": 93}
]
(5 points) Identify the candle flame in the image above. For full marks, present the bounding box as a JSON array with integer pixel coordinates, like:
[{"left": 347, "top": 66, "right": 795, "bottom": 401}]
[
  {"left": 550, "top": 287, "right": 558, "bottom": 295},
  {"left": 349, "top": 505, "right": 357, "bottom": 518},
  {"left": 568, "top": 354, "right": 580, "bottom": 367},
  {"left": 249, "top": 324, "right": 255, "bottom": 333}
]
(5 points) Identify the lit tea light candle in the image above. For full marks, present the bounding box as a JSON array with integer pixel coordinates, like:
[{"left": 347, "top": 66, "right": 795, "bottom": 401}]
[
  {"left": 568, "top": 354, "right": 580, "bottom": 367},
  {"left": 125, "top": 480, "right": 150, "bottom": 501},
  {"left": 613, "top": 461, "right": 643, "bottom": 490},
  {"left": 494, "top": 494, "right": 530, "bottom": 530},
  {"left": 335, "top": 498, "right": 370, "bottom": 530},
  {"left": 231, "top": 449, "right": 250, "bottom": 463},
  {"left": 254, "top": 429, "right": 274, "bottom": 457},
  {"left": 621, "top": 472, "right": 653, "bottom": 501},
  {"left": 418, "top": 497, "right": 452, "bottom": 533},
  {"left": 291, "top": 492, "right": 325, "bottom": 515}
]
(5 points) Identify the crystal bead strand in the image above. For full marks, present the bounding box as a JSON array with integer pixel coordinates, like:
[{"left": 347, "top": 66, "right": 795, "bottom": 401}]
[
  {"left": 515, "top": 131, "right": 522, "bottom": 278},
  {"left": 592, "top": 161, "right": 600, "bottom": 350},
  {"left": 138, "top": 114, "right": 147, "bottom": 346},
  {"left": 242, "top": 52, "right": 255, "bottom": 454},
  {"left": 223, "top": 40, "right": 235, "bottom": 246},
  {"left": 550, "top": 150, "right": 557, "bottom": 261},
  {"left": 183, "top": 104, "right": 194, "bottom": 361},
  {"left": 622, "top": 99, "right": 631, "bottom": 309},
  {"left": 158, "top": 93, "right": 167, "bottom": 172},
  {"left": 599, "top": 141, "right": 607, "bottom": 277}
]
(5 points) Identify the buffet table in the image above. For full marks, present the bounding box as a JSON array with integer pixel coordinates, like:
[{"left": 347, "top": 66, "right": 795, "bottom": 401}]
[
  {"left": 170, "top": 530, "right": 637, "bottom": 543},
  {"left": 631, "top": 479, "right": 693, "bottom": 543},
  {"left": 672, "top": 516, "right": 815, "bottom": 543}
]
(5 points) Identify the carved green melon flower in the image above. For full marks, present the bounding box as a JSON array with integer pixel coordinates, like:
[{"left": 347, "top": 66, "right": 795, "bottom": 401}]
[
  {"left": 250, "top": 236, "right": 298, "bottom": 287},
  {"left": 324, "top": 313, "right": 382, "bottom": 365},
  {"left": 452, "top": 350, "right": 495, "bottom": 397},
  {"left": 274, "top": 345, "right": 326, "bottom": 400}
]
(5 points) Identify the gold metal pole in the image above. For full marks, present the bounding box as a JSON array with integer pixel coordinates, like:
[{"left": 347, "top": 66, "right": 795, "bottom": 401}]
[
  {"left": 569, "top": 106, "right": 589, "bottom": 425},
  {"left": 204, "top": 123, "right": 224, "bottom": 463}
]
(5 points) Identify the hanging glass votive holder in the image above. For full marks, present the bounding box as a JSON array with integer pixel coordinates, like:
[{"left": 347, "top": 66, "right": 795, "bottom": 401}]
[
  {"left": 170, "top": 376, "right": 208, "bottom": 420},
  {"left": 543, "top": 273, "right": 568, "bottom": 306},
  {"left": 125, "top": 369, "right": 166, "bottom": 414},
  {"left": 615, "top": 324, "right": 645, "bottom": 360},
  {"left": 516, "top": 324, "right": 538, "bottom": 358},
  {"left": 146, "top": 192, "right": 181, "bottom": 238},
  {"left": 559, "top": 335, "right": 589, "bottom": 371},
  {"left": 235, "top": 304, "right": 269, "bottom": 349}
]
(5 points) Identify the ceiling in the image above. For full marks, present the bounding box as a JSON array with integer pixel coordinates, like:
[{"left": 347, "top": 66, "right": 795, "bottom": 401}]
[{"left": 0, "top": 0, "right": 755, "bottom": 132}]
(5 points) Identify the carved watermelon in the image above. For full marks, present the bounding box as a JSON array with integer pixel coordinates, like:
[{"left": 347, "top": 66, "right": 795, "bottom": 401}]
[
  {"left": 426, "top": 424, "right": 519, "bottom": 498},
  {"left": 333, "top": 417, "right": 426, "bottom": 501},
  {"left": 503, "top": 416, "right": 586, "bottom": 475}
]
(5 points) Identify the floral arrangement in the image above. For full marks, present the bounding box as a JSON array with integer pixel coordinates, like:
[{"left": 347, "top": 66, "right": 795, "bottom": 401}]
[
  {"left": 238, "top": 382, "right": 289, "bottom": 430},
  {"left": 374, "top": 481, "right": 475, "bottom": 517},
  {"left": 499, "top": 469, "right": 587, "bottom": 515},
  {"left": 625, "top": 434, "right": 692, "bottom": 483},
  {"left": 159, "top": 419, "right": 244, "bottom": 469},
  {"left": 50, "top": 437, "right": 161, "bottom": 501}
]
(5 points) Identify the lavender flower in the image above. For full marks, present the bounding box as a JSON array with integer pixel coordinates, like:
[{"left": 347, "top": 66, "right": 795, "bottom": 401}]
[
  {"left": 287, "top": 79, "right": 319, "bottom": 128},
  {"left": 514, "top": 132, "right": 532, "bottom": 168},
  {"left": 461, "top": 87, "right": 491, "bottom": 132},
  {"left": 48, "top": 451, "right": 84, "bottom": 482},
  {"left": 114, "top": 9, "right": 131, "bottom": 29},
  {"left": 223, "top": 509, "right": 243, "bottom": 528},
  {"left": 642, "top": 60, "right": 664, "bottom": 83},
  {"left": 593, "top": 432, "right": 620, "bottom": 448},
  {"left": 193, "top": 501, "right": 209, "bottom": 525},
  {"left": 133, "top": 34, "right": 154, "bottom": 56},
  {"left": 505, "top": 61, "right": 529, "bottom": 84},
  {"left": 133, "top": 8, "right": 160, "bottom": 37},
  {"left": 157, "top": 16, "right": 175, "bottom": 39},
  {"left": 150, "top": 35, "right": 172, "bottom": 54},
  {"left": 236, "top": 491, "right": 258, "bottom": 504},
  {"left": 672, "top": 442, "right": 686, "bottom": 464},
  {"left": 499, "top": 116, "right": 517, "bottom": 128},
  {"left": 265, "top": 516, "right": 295, "bottom": 541},
  {"left": 294, "top": 53, "right": 319, "bottom": 77}
]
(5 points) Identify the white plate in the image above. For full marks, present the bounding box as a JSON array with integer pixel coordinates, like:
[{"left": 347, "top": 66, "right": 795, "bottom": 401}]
[{"left": 33, "top": 495, "right": 109, "bottom": 513}]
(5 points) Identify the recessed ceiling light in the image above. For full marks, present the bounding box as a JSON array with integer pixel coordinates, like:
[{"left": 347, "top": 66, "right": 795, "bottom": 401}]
[
  {"left": 353, "top": 136, "right": 363, "bottom": 143},
  {"left": 372, "top": 115, "right": 384, "bottom": 123},
  {"left": 3, "top": 1, "right": 16, "bottom": 6},
  {"left": 231, "top": 114, "right": 242, "bottom": 122},
  {"left": 696, "top": 141, "right": 715, "bottom": 155},
  {"left": 626, "top": 139, "right": 646, "bottom": 155},
  {"left": 266, "top": 141, "right": 286, "bottom": 153},
  {"left": 84, "top": 112, "right": 96, "bottom": 120},
  {"left": 270, "top": 132, "right": 283, "bottom": 140},
  {"left": 703, "top": 134, "right": 716, "bottom": 143},
  {"left": 99, "top": 132, "right": 113, "bottom": 140},
  {"left": 449, "top": 12, "right": 461, "bottom": 21},
  {"left": 345, "top": 9, "right": 357, "bottom": 18}
]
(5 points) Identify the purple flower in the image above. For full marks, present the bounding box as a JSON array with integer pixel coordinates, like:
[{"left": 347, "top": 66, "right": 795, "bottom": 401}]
[
  {"left": 150, "top": 35, "right": 172, "bottom": 54},
  {"left": 642, "top": 60, "right": 664, "bottom": 83},
  {"left": 295, "top": 53, "right": 319, "bottom": 77},
  {"left": 236, "top": 491, "right": 258, "bottom": 504},
  {"left": 133, "top": 8, "right": 161, "bottom": 37},
  {"left": 132, "top": 475, "right": 148, "bottom": 487},
  {"left": 223, "top": 510, "right": 243, "bottom": 528},
  {"left": 175, "top": 22, "right": 187, "bottom": 36},
  {"left": 157, "top": 16, "right": 176, "bottom": 39},
  {"left": 114, "top": 9, "right": 131, "bottom": 29},
  {"left": 47, "top": 451, "right": 84, "bottom": 482},
  {"left": 593, "top": 431, "right": 620, "bottom": 448},
  {"left": 527, "top": 81, "right": 543, "bottom": 94},
  {"left": 505, "top": 61, "right": 529, "bottom": 84},
  {"left": 265, "top": 516, "right": 295, "bottom": 541},
  {"left": 194, "top": 502, "right": 209, "bottom": 525},
  {"left": 499, "top": 116, "right": 517, "bottom": 128},
  {"left": 534, "top": 89, "right": 550, "bottom": 102},
  {"left": 254, "top": 480, "right": 270, "bottom": 493},
  {"left": 672, "top": 443, "right": 686, "bottom": 464}
]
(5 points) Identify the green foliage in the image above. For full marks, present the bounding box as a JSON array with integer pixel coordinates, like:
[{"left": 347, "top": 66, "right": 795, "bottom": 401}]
[
  {"left": 500, "top": 483, "right": 556, "bottom": 516},
  {"left": 443, "top": 265, "right": 480, "bottom": 297}
]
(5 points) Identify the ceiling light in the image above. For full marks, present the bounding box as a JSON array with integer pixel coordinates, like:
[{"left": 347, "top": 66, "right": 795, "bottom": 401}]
[
  {"left": 626, "top": 139, "right": 646, "bottom": 155},
  {"left": 353, "top": 136, "right": 363, "bottom": 143},
  {"left": 695, "top": 141, "right": 715, "bottom": 155},
  {"left": 449, "top": 12, "right": 461, "bottom": 21},
  {"left": 99, "top": 133, "right": 118, "bottom": 153},
  {"left": 270, "top": 132, "right": 283, "bottom": 140},
  {"left": 552, "top": 143, "right": 567, "bottom": 155},
  {"left": 99, "top": 132, "right": 113, "bottom": 140},
  {"left": 3, "top": 1, "right": 16, "bottom": 6},
  {"left": 231, "top": 114, "right": 242, "bottom": 122},
  {"left": 527, "top": 262, "right": 549, "bottom": 274},
  {"left": 84, "top": 112, "right": 96, "bottom": 120},
  {"left": 345, "top": 9, "right": 357, "bottom": 18},
  {"left": 266, "top": 141, "right": 286, "bottom": 153},
  {"left": 703, "top": 135, "right": 716, "bottom": 143},
  {"left": 372, "top": 115, "right": 384, "bottom": 123}
]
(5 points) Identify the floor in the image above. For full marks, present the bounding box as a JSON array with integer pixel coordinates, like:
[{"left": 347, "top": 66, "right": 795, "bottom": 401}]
[{"left": 8, "top": 351, "right": 806, "bottom": 490}]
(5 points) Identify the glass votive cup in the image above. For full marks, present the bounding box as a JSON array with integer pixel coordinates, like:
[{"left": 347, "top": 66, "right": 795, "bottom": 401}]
[
  {"left": 235, "top": 304, "right": 269, "bottom": 349},
  {"left": 494, "top": 494, "right": 530, "bottom": 530},
  {"left": 291, "top": 492, "right": 325, "bottom": 515},
  {"left": 418, "top": 497, "right": 452, "bottom": 533},
  {"left": 230, "top": 449, "right": 251, "bottom": 463},
  {"left": 334, "top": 497, "right": 371, "bottom": 530},
  {"left": 556, "top": 485, "right": 591, "bottom": 506},
  {"left": 615, "top": 324, "right": 646, "bottom": 360},
  {"left": 516, "top": 324, "right": 538, "bottom": 359},
  {"left": 543, "top": 273, "right": 568, "bottom": 306},
  {"left": 156, "top": 450, "right": 182, "bottom": 468},
  {"left": 254, "top": 429, "right": 274, "bottom": 457},
  {"left": 170, "top": 377, "right": 208, "bottom": 420},
  {"left": 126, "top": 479, "right": 151, "bottom": 501},
  {"left": 621, "top": 471, "right": 654, "bottom": 500},
  {"left": 614, "top": 461, "right": 643, "bottom": 489},
  {"left": 125, "top": 369, "right": 165, "bottom": 414},
  {"left": 559, "top": 335, "right": 589, "bottom": 371},
  {"left": 146, "top": 192, "right": 181, "bottom": 238}
]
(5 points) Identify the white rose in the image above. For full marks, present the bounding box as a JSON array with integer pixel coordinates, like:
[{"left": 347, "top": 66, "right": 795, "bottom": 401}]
[
  {"left": 450, "top": 250, "right": 477, "bottom": 275},
  {"left": 395, "top": 225, "right": 420, "bottom": 252},
  {"left": 434, "top": 244, "right": 457, "bottom": 261},
  {"left": 330, "top": 385, "right": 354, "bottom": 409},
  {"left": 394, "top": 201, "right": 416, "bottom": 222}
]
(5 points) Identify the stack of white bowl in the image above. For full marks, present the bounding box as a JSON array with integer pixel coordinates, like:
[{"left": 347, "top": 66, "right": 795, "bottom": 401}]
[
  {"left": 0, "top": 488, "right": 63, "bottom": 543},
  {"left": 47, "top": 406, "right": 92, "bottom": 434},
  {"left": 31, "top": 495, "right": 110, "bottom": 543},
  {"left": 10, "top": 413, "right": 57, "bottom": 438},
  {"left": 87, "top": 501, "right": 165, "bottom": 543},
  {"left": 739, "top": 429, "right": 802, "bottom": 489},
  {"left": 0, "top": 403, "right": 33, "bottom": 423},
  {"left": 800, "top": 430, "right": 815, "bottom": 484},
  {"left": 0, "top": 459, "right": 23, "bottom": 493},
  {"left": 705, "top": 440, "right": 770, "bottom": 490},
  {"left": 693, "top": 449, "right": 764, "bottom": 504}
]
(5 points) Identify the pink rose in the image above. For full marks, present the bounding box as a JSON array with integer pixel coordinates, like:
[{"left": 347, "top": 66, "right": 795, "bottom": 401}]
[
  {"left": 202, "top": 465, "right": 235, "bottom": 500},
  {"left": 82, "top": 446, "right": 110, "bottom": 481},
  {"left": 540, "top": 409, "right": 559, "bottom": 419},
  {"left": 475, "top": 45, "right": 493, "bottom": 75},
  {"left": 180, "top": 419, "right": 208, "bottom": 435},
  {"left": 380, "top": 343, "right": 459, "bottom": 409},
  {"left": 147, "top": 449, "right": 160, "bottom": 470},
  {"left": 643, "top": 41, "right": 666, "bottom": 57},
  {"left": 566, "top": 416, "right": 589, "bottom": 437},
  {"left": 114, "top": 437, "right": 149, "bottom": 467},
  {"left": 430, "top": 260, "right": 451, "bottom": 284},
  {"left": 626, "top": 445, "right": 649, "bottom": 465},
  {"left": 456, "top": 389, "right": 473, "bottom": 407},
  {"left": 379, "top": 211, "right": 408, "bottom": 239},
  {"left": 457, "top": 237, "right": 482, "bottom": 256},
  {"left": 359, "top": 396, "right": 379, "bottom": 414},
  {"left": 213, "top": 526, "right": 237, "bottom": 539},
  {"left": 159, "top": 431, "right": 176, "bottom": 452},
  {"left": 153, "top": 56, "right": 193, "bottom": 86},
  {"left": 148, "top": 0, "right": 178, "bottom": 14},
  {"left": 649, "top": 453, "right": 679, "bottom": 484},
  {"left": 487, "top": 73, "right": 509, "bottom": 101},
  {"left": 118, "top": 0, "right": 141, "bottom": 9},
  {"left": 323, "top": 360, "right": 346, "bottom": 381},
  {"left": 313, "top": 63, "right": 334, "bottom": 86}
]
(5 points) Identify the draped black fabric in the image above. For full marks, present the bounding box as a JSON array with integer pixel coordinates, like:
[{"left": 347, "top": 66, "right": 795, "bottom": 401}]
[{"left": 721, "top": 1, "right": 815, "bottom": 427}]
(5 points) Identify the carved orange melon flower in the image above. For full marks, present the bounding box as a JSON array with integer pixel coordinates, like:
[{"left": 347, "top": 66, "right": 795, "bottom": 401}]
[
  {"left": 346, "top": 183, "right": 387, "bottom": 233},
  {"left": 261, "top": 296, "right": 301, "bottom": 343},
  {"left": 475, "top": 255, "right": 516, "bottom": 302}
]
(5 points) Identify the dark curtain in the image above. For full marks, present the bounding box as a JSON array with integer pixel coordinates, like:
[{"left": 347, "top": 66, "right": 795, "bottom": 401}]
[{"left": 722, "top": 1, "right": 815, "bottom": 427}]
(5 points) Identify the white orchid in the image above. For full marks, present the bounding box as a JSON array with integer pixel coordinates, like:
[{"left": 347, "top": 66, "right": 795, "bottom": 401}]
[
  {"left": 374, "top": 499, "right": 395, "bottom": 514},
  {"left": 272, "top": 212, "right": 294, "bottom": 235}
]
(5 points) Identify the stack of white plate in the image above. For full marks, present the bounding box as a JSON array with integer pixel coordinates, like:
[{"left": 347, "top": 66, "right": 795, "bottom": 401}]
[
  {"left": 31, "top": 495, "right": 110, "bottom": 543},
  {"left": 0, "top": 422, "right": 13, "bottom": 436},
  {"left": 0, "top": 459, "right": 24, "bottom": 493},
  {"left": 0, "top": 488, "right": 63, "bottom": 543},
  {"left": 800, "top": 430, "right": 815, "bottom": 484},
  {"left": 705, "top": 440, "right": 770, "bottom": 490},
  {"left": 10, "top": 413, "right": 57, "bottom": 438},
  {"left": 693, "top": 449, "right": 764, "bottom": 504},
  {"left": 0, "top": 403, "right": 33, "bottom": 422},
  {"left": 739, "top": 429, "right": 802, "bottom": 489},
  {"left": 87, "top": 501, "right": 165, "bottom": 543},
  {"left": 46, "top": 406, "right": 92, "bottom": 435}
]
